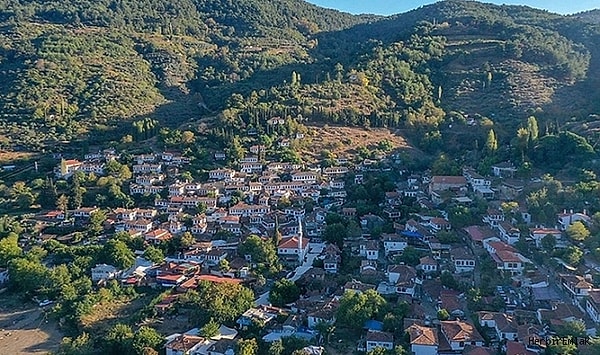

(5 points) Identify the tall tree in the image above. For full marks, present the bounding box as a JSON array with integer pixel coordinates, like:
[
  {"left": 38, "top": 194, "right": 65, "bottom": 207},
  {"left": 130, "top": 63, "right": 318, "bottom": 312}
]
[
  {"left": 527, "top": 116, "right": 539, "bottom": 141},
  {"left": 39, "top": 178, "right": 58, "bottom": 209},
  {"left": 56, "top": 194, "right": 69, "bottom": 214},
  {"left": 486, "top": 129, "right": 498, "bottom": 154}
]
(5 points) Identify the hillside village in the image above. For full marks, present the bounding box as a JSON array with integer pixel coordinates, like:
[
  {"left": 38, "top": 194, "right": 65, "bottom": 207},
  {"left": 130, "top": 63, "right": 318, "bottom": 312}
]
[{"left": 1, "top": 137, "right": 598, "bottom": 355}]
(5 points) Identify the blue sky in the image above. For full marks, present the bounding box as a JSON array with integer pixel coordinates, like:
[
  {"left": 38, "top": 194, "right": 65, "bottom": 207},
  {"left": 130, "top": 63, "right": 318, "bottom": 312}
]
[{"left": 305, "top": 0, "right": 600, "bottom": 16}]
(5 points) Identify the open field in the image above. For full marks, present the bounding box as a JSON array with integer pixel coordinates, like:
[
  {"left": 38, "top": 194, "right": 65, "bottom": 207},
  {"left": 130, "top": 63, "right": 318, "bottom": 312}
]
[
  {"left": 301, "top": 123, "right": 425, "bottom": 162},
  {"left": 0, "top": 295, "right": 62, "bottom": 354}
]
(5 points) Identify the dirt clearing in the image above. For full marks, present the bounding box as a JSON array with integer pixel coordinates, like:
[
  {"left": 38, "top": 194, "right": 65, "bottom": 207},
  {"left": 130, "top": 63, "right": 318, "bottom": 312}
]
[
  {"left": 0, "top": 305, "right": 62, "bottom": 354},
  {"left": 301, "top": 123, "right": 424, "bottom": 162}
]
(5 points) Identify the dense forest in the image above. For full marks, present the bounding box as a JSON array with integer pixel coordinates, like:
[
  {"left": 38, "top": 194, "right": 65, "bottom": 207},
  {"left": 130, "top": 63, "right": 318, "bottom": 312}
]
[{"left": 0, "top": 0, "right": 598, "bottom": 156}]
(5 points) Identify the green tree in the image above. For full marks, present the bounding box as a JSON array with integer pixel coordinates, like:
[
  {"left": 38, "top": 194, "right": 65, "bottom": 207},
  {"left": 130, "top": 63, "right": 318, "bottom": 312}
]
[
  {"left": 88, "top": 209, "right": 107, "bottom": 235},
  {"left": 336, "top": 289, "right": 387, "bottom": 331},
  {"left": 218, "top": 258, "right": 230, "bottom": 272},
  {"left": 132, "top": 326, "right": 163, "bottom": 354},
  {"left": 397, "top": 246, "right": 420, "bottom": 266},
  {"left": 315, "top": 321, "right": 335, "bottom": 344},
  {"left": 143, "top": 246, "right": 164, "bottom": 264},
  {"left": 441, "top": 271, "right": 460, "bottom": 290},
  {"left": 180, "top": 232, "right": 196, "bottom": 249},
  {"left": 269, "top": 279, "right": 300, "bottom": 307},
  {"left": 541, "top": 234, "right": 557, "bottom": 253},
  {"left": 237, "top": 339, "right": 258, "bottom": 355},
  {"left": 56, "top": 194, "right": 69, "bottom": 213},
  {"left": 515, "top": 127, "right": 529, "bottom": 161},
  {"left": 39, "top": 178, "right": 58, "bottom": 209},
  {"left": 567, "top": 221, "right": 590, "bottom": 241},
  {"left": 486, "top": 129, "right": 498, "bottom": 154},
  {"left": 282, "top": 336, "right": 310, "bottom": 354},
  {"left": 268, "top": 340, "right": 284, "bottom": 355},
  {"left": 547, "top": 336, "right": 577, "bottom": 355},
  {"left": 8, "top": 258, "right": 48, "bottom": 293},
  {"left": 437, "top": 309, "right": 450, "bottom": 320},
  {"left": 367, "top": 347, "right": 388, "bottom": 355},
  {"left": 557, "top": 320, "right": 587, "bottom": 338},
  {"left": 564, "top": 246, "right": 583, "bottom": 266},
  {"left": 431, "top": 154, "right": 461, "bottom": 175},
  {"left": 201, "top": 318, "right": 220, "bottom": 338},
  {"left": 105, "top": 323, "right": 134, "bottom": 355},
  {"left": 323, "top": 223, "right": 347, "bottom": 249},
  {"left": 55, "top": 332, "right": 95, "bottom": 355},
  {"left": 182, "top": 281, "right": 254, "bottom": 325},
  {"left": 0, "top": 233, "right": 22, "bottom": 266},
  {"left": 181, "top": 131, "right": 195, "bottom": 144},
  {"left": 238, "top": 235, "right": 281, "bottom": 274},
  {"left": 102, "top": 239, "right": 135, "bottom": 269}
]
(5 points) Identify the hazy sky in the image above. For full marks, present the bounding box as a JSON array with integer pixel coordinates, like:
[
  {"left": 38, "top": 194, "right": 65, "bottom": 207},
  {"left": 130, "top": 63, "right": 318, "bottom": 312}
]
[{"left": 305, "top": 0, "right": 599, "bottom": 16}]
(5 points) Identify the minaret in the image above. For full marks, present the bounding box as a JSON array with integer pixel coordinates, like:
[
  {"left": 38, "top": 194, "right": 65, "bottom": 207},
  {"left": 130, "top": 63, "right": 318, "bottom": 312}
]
[{"left": 297, "top": 216, "right": 303, "bottom": 253}]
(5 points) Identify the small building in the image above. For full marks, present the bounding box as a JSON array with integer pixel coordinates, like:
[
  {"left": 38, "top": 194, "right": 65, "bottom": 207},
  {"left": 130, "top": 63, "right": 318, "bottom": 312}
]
[
  {"left": 91, "top": 264, "right": 120, "bottom": 282},
  {"left": 365, "top": 330, "right": 394, "bottom": 352},
  {"left": 406, "top": 323, "right": 438, "bottom": 355},
  {"left": 439, "top": 320, "right": 484, "bottom": 352},
  {"left": 418, "top": 256, "right": 438, "bottom": 274},
  {"left": 451, "top": 246, "right": 476, "bottom": 273},
  {"left": 382, "top": 234, "right": 408, "bottom": 255}
]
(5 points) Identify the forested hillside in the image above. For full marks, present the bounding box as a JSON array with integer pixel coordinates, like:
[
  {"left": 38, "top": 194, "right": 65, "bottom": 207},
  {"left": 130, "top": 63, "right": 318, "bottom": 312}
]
[{"left": 0, "top": 0, "right": 598, "bottom": 153}]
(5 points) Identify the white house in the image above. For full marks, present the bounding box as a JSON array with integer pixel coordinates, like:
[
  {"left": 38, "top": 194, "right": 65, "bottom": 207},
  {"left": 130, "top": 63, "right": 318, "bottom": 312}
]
[
  {"left": 491, "top": 162, "right": 517, "bottom": 178},
  {"left": 91, "top": 264, "right": 120, "bottom": 282},
  {"left": 497, "top": 221, "right": 520, "bottom": 245},
  {"left": 365, "top": 330, "right": 394, "bottom": 352},
  {"left": 560, "top": 274, "right": 594, "bottom": 304},
  {"left": 450, "top": 246, "right": 476, "bottom": 273},
  {"left": 360, "top": 240, "right": 379, "bottom": 260},
  {"left": 557, "top": 210, "right": 591, "bottom": 231},
  {"left": 418, "top": 256, "right": 438, "bottom": 274},
  {"left": 165, "top": 334, "right": 206, "bottom": 355},
  {"left": 586, "top": 289, "right": 600, "bottom": 323},
  {"left": 440, "top": 321, "right": 484, "bottom": 351},
  {"left": 388, "top": 265, "right": 418, "bottom": 296},
  {"left": 307, "top": 300, "right": 337, "bottom": 329},
  {"left": 530, "top": 228, "right": 562, "bottom": 248},
  {"left": 483, "top": 208, "right": 504, "bottom": 227},
  {"left": 381, "top": 234, "right": 408, "bottom": 255},
  {"left": 478, "top": 311, "right": 518, "bottom": 341},
  {"left": 494, "top": 250, "right": 525, "bottom": 276},
  {"left": 406, "top": 324, "right": 438, "bottom": 355},
  {"left": 291, "top": 171, "right": 318, "bottom": 183}
]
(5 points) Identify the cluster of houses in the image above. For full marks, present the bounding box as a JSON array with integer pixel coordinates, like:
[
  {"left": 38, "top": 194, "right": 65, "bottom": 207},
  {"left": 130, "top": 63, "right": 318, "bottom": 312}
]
[{"left": 35, "top": 146, "right": 600, "bottom": 355}]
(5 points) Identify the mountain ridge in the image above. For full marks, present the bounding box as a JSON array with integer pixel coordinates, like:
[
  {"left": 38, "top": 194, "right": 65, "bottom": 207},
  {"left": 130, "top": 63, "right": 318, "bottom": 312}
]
[{"left": 0, "top": 0, "right": 599, "bottom": 151}]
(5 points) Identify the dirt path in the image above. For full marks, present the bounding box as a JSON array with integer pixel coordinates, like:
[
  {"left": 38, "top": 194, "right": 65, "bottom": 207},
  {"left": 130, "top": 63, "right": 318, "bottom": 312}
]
[{"left": 0, "top": 306, "right": 62, "bottom": 354}]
